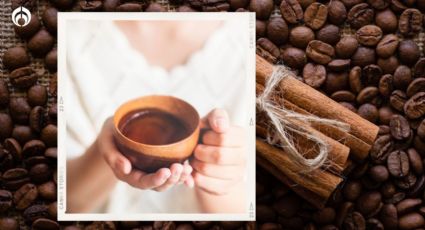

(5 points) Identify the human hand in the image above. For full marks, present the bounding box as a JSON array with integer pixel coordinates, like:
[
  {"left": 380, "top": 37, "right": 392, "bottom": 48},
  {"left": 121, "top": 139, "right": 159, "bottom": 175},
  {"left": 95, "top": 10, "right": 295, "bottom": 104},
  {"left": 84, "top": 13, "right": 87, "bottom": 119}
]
[
  {"left": 97, "top": 118, "right": 194, "bottom": 192},
  {"left": 191, "top": 109, "right": 246, "bottom": 195}
]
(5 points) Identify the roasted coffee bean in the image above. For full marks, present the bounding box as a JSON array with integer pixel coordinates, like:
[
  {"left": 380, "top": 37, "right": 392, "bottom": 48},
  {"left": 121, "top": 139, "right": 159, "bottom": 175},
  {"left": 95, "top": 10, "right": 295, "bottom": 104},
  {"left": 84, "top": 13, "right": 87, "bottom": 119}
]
[
  {"left": 257, "top": 204, "right": 276, "bottom": 222},
  {"left": 343, "top": 211, "right": 366, "bottom": 230},
  {"left": 32, "top": 218, "right": 59, "bottom": 230},
  {"left": 266, "top": 16, "right": 288, "bottom": 46},
  {"left": 4, "top": 138, "right": 22, "bottom": 162},
  {"left": 27, "top": 29, "right": 55, "bottom": 57},
  {"left": 356, "top": 25, "right": 382, "bottom": 47},
  {"left": 356, "top": 191, "right": 382, "bottom": 216},
  {"left": 398, "top": 40, "right": 420, "bottom": 66},
  {"left": 3, "top": 47, "right": 30, "bottom": 71},
  {"left": 45, "top": 49, "right": 57, "bottom": 72},
  {"left": 335, "top": 201, "right": 354, "bottom": 227},
  {"left": 316, "top": 24, "right": 340, "bottom": 45},
  {"left": 379, "top": 107, "right": 394, "bottom": 125},
  {"left": 358, "top": 103, "right": 378, "bottom": 123},
  {"left": 325, "top": 72, "right": 348, "bottom": 93},
  {"left": 362, "top": 64, "right": 382, "bottom": 86},
  {"left": 385, "top": 192, "right": 406, "bottom": 204},
  {"left": 0, "top": 79, "right": 9, "bottom": 107},
  {"left": 368, "top": 0, "right": 389, "bottom": 9},
  {"left": 393, "top": 66, "right": 411, "bottom": 92},
  {"left": 347, "top": 3, "right": 374, "bottom": 29},
  {"left": 369, "top": 165, "right": 389, "bottom": 182},
  {"left": 0, "top": 113, "right": 13, "bottom": 140},
  {"left": 312, "top": 207, "right": 336, "bottom": 225},
  {"left": 12, "top": 126, "right": 35, "bottom": 145},
  {"left": 22, "top": 140, "right": 46, "bottom": 158},
  {"left": 366, "top": 218, "right": 384, "bottom": 229},
  {"left": 289, "top": 26, "right": 315, "bottom": 49},
  {"left": 375, "top": 9, "right": 398, "bottom": 34},
  {"left": 79, "top": 0, "right": 103, "bottom": 11},
  {"left": 399, "top": 8, "right": 423, "bottom": 37},
  {"left": 340, "top": 102, "right": 357, "bottom": 112},
  {"left": 390, "top": 90, "right": 407, "bottom": 112},
  {"left": 29, "top": 164, "right": 51, "bottom": 184},
  {"left": 327, "top": 0, "right": 347, "bottom": 25},
  {"left": 404, "top": 92, "right": 425, "bottom": 119},
  {"left": 257, "top": 38, "right": 280, "bottom": 64},
  {"left": 145, "top": 3, "right": 166, "bottom": 12},
  {"left": 357, "top": 86, "right": 379, "bottom": 104},
  {"left": 348, "top": 66, "right": 362, "bottom": 93},
  {"left": 29, "top": 106, "right": 46, "bottom": 133},
  {"left": 273, "top": 194, "right": 301, "bottom": 217},
  {"left": 414, "top": 136, "right": 425, "bottom": 155},
  {"left": 379, "top": 204, "right": 398, "bottom": 230},
  {"left": 396, "top": 198, "right": 422, "bottom": 215},
  {"left": 23, "top": 204, "right": 49, "bottom": 224},
  {"left": 306, "top": 40, "right": 335, "bottom": 64},
  {"left": 331, "top": 90, "right": 355, "bottom": 102},
  {"left": 418, "top": 119, "right": 425, "bottom": 140},
  {"left": 304, "top": 3, "right": 328, "bottom": 30},
  {"left": 14, "top": 183, "right": 38, "bottom": 210},
  {"left": 387, "top": 150, "right": 410, "bottom": 177},
  {"left": 390, "top": 115, "right": 411, "bottom": 140},
  {"left": 85, "top": 221, "right": 116, "bottom": 230},
  {"left": 50, "top": 0, "right": 74, "bottom": 10},
  {"left": 103, "top": 0, "right": 120, "bottom": 11},
  {"left": 343, "top": 181, "right": 362, "bottom": 201},
  {"left": 351, "top": 46, "right": 376, "bottom": 67},
  {"left": 408, "top": 175, "right": 425, "bottom": 197},
  {"left": 48, "top": 103, "right": 57, "bottom": 124},
  {"left": 376, "top": 34, "right": 399, "bottom": 59},
  {"left": 398, "top": 212, "right": 425, "bottom": 230},
  {"left": 335, "top": 36, "right": 358, "bottom": 59},
  {"left": 381, "top": 181, "right": 397, "bottom": 198},
  {"left": 414, "top": 58, "right": 425, "bottom": 77},
  {"left": 249, "top": 0, "right": 273, "bottom": 20},
  {"left": 40, "top": 124, "right": 57, "bottom": 148},
  {"left": 24, "top": 156, "right": 49, "bottom": 169},
  {"left": 37, "top": 181, "right": 56, "bottom": 200},
  {"left": 407, "top": 78, "right": 425, "bottom": 97},
  {"left": 115, "top": 3, "right": 142, "bottom": 12},
  {"left": 229, "top": 0, "right": 248, "bottom": 10},
  {"left": 280, "top": 0, "right": 303, "bottom": 24},
  {"left": 378, "top": 74, "right": 393, "bottom": 98},
  {"left": 281, "top": 47, "right": 306, "bottom": 69},
  {"left": 256, "top": 20, "right": 266, "bottom": 39},
  {"left": 377, "top": 56, "right": 399, "bottom": 75},
  {"left": 3, "top": 168, "right": 29, "bottom": 190},
  {"left": 302, "top": 63, "right": 326, "bottom": 88},
  {"left": 43, "top": 7, "right": 57, "bottom": 35},
  {"left": 14, "top": 14, "right": 41, "bottom": 39},
  {"left": 0, "top": 190, "right": 12, "bottom": 213},
  {"left": 371, "top": 135, "right": 393, "bottom": 163},
  {"left": 28, "top": 85, "right": 47, "bottom": 107},
  {"left": 395, "top": 172, "right": 417, "bottom": 190},
  {"left": 196, "top": 0, "right": 230, "bottom": 12},
  {"left": 0, "top": 217, "right": 18, "bottom": 230},
  {"left": 9, "top": 67, "right": 38, "bottom": 88},
  {"left": 9, "top": 97, "right": 31, "bottom": 124}
]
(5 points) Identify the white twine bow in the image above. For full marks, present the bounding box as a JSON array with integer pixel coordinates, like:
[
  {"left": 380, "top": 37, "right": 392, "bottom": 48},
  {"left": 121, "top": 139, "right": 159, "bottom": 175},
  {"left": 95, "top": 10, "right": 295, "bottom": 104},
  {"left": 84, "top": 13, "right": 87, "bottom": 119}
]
[{"left": 256, "top": 66, "right": 350, "bottom": 172}]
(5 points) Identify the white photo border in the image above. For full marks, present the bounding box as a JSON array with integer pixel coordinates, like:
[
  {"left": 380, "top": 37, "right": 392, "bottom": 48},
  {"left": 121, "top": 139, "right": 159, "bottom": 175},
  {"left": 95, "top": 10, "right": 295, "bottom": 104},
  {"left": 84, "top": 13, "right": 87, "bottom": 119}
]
[{"left": 57, "top": 12, "right": 256, "bottom": 221}]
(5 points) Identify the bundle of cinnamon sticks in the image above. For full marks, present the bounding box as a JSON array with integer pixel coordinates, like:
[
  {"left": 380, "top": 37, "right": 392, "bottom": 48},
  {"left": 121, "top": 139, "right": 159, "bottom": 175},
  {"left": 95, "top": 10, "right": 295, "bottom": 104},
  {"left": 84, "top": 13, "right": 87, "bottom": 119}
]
[{"left": 256, "top": 55, "right": 380, "bottom": 208}]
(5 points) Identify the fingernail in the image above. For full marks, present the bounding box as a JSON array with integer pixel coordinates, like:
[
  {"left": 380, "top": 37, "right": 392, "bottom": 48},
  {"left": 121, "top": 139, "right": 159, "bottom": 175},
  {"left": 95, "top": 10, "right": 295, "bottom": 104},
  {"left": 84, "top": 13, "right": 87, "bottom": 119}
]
[
  {"left": 162, "top": 171, "right": 171, "bottom": 181},
  {"left": 214, "top": 117, "right": 228, "bottom": 130}
]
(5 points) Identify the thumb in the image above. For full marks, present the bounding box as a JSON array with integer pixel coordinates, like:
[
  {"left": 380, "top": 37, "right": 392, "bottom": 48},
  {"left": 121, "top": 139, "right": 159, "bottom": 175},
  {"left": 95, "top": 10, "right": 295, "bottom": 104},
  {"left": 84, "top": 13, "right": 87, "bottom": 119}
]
[{"left": 200, "top": 108, "right": 230, "bottom": 133}]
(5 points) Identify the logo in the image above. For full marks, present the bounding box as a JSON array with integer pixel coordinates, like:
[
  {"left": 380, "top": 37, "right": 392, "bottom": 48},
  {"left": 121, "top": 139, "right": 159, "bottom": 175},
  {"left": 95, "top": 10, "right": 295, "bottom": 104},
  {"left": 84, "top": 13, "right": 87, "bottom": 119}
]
[{"left": 12, "top": 6, "right": 31, "bottom": 27}]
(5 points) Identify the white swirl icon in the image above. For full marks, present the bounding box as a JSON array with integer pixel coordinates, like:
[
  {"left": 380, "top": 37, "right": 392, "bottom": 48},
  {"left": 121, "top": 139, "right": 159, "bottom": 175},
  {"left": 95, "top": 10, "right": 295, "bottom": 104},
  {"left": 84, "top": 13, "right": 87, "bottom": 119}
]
[{"left": 12, "top": 6, "right": 31, "bottom": 27}]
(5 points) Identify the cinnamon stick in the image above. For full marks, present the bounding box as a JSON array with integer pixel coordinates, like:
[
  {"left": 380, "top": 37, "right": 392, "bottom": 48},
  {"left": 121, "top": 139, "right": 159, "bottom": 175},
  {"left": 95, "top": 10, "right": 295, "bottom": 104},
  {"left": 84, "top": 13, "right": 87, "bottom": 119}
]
[
  {"left": 256, "top": 138, "right": 343, "bottom": 200},
  {"left": 256, "top": 55, "right": 379, "bottom": 161}
]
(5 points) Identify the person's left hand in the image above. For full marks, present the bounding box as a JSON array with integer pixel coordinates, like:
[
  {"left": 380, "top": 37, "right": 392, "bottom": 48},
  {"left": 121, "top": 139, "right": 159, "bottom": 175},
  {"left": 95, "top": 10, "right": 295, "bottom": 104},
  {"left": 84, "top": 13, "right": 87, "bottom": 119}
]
[{"left": 190, "top": 109, "right": 246, "bottom": 195}]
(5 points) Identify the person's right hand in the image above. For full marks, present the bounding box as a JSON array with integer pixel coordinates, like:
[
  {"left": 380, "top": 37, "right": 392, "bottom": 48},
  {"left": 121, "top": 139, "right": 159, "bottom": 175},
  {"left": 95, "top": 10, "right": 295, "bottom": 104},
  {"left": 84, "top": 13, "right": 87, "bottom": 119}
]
[{"left": 96, "top": 118, "right": 194, "bottom": 192}]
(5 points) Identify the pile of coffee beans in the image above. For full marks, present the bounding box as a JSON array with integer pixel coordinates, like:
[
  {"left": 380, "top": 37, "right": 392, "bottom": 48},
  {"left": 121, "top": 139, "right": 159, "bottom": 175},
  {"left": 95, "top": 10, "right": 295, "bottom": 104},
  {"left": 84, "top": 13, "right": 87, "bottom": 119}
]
[{"left": 2, "top": 0, "right": 425, "bottom": 229}]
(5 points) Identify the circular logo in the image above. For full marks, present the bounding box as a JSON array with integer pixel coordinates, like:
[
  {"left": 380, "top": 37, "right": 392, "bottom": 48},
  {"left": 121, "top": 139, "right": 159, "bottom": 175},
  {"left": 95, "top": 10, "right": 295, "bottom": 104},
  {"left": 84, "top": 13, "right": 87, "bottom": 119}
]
[{"left": 12, "top": 6, "right": 31, "bottom": 27}]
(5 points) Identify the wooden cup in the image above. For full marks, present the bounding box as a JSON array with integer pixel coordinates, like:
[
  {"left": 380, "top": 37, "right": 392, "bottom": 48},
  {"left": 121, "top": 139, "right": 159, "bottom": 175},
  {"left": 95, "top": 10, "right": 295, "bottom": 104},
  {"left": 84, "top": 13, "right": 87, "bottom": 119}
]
[{"left": 113, "top": 95, "right": 200, "bottom": 173}]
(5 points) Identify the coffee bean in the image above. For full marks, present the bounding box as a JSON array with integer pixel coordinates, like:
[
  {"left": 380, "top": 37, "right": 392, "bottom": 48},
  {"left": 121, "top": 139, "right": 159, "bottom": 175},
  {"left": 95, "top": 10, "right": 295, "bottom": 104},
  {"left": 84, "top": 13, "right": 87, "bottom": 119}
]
[
  {"left": 306, "top": 40, "right": 335, "bottom": 64},
  {"left": 281, "top": 47, "right": 306, "bottom": 69},
  {"left": 366, "top": 218, "right": 384, "bottom": 229},
  {"left": 273, "top": 194, "right": 301, "bottom": 217},
  {"left": 379, "top": 74, "right": 393, "bottom": 98},
  {"left": 0, "top": 113, "right": 13, "bottom": 140},
  {"left": 325, "top": 72, "right": 348, "bottom": 93},
  {"left": 376, "top": 34, "right": 399, "bottom": 59},
  {"left": 229, "top": 0, "right": 248, "bottom": 9},
  {"left": 29, "top": 106, "right": 46, "bottom": 133},
  {"left": 79, "top": 0, "right": 103, "bottom": 11},
  {"left": 404, "top": 92, "right": 425, "bottom": 119},
  {"left": 9, "top": 67, "right": 38, "bottom": 88},
  {"left": 418, "top": 119, "right": 425, "bottom": 140},
  {"left": 102, "top": 0, "right": 119, "bottom": 11},
  {"left": 335, "top": 201, "right": 354, "bottom": 227},
  {"left": 343, "top": 181, "right": 362, "bottom": 201},
  {"left": 249, "top": 0, "right": 273, "bottom": 20},
  {"left": 9, "top": 97, "right": 31, "bottom": 125},
  {"left": 398, "top": 212, "right": 425, "bottom": 230},
  {"left": 13, "top": 183, "right": 38, "bottom": 210},
  {"left": 27, "top": 29, "right": 55, "bottom": 57},
  {"left": 289, "top": 26, "right": 315, "bottom": 49},
  {"left": 379, "top": 107, "right": 394, "bottom": 125},
  {"left": 302, "top": 63, "right": 326, "bottom": 88},
  {"left": 42, "top": 7, "right": 57, "bottom": 35},
  {"left": 343, "top": 211, "right": 366, "bottom": 230},
  {"left": 37, "top": 181, "right": 56, "bottom": 200},
  {"left": 340, "top": 102, "right": 357, "bottom": 112},
  {"left": 257, "top": 38, "right": 280, "bottom": 64},
  {"left": 312, "top": 207, "right": 336, "bottom": 225},
  {"left": 347, "top": 3, "right": 374, "bottom": 29},
  {"left": 145, "top": 3, "right": 166, "bottom": 12},
  {"left": 398, "top": 40, "right": 420, "bottom": 66},
  {"left": 406, "top": 149, "right": 423, "bottom": 176},
  {"left": 331, "top": 90, "right": 355, "bottom": 102},
  {"left": 379, "top": 204, "right": 398, "bottom": 230},
  {"left": 0, "top": 190, "right": 12, "bottom": 213},
  {"left": 387, "top": 150, "right": 410, "bottom": 178},
  {"left": 327, "top": 0, "right": 347, "bottom": 25},
  {"left": 256, "top": 20, "right": 266, "bottom": 39},
  {"left": 316, "top": 24, "right": 340, "bottom": 45},
  {"left": 393, "top": 65, "right": 412, "bottom": 91},
  {"left": 266, "top": 16, "right": 288, "bottom": 46},
  {"left": 257, "top": 205, "right": 276, "bottom": 222},
  {"left": 348, "top": 66, "right": 362, "bottom": 93},
  {"left": 115, "top": 3, "right": 142, "bottom": 12},
  {"left": 4, "top": 138, "right": 22, "bottom": 162},
  {"left": 50, "top": 0, "right": 74, "bottom": 10},
  {"left": 396, "top": 173, "right": 417, "bottom": 191},
  {"left": 371, "top": 135, "right": 393, "bottom": 164},
  {"left": 414, "top": 136, "right": 425, "bottom": 155},
  {"left": 390, "top": 115, "right": 411, "bottom": 140},
  {"left": 377, "top": 56, "right": 399, "bottom": 75},
  {"left": 280, "top": 0, "right": 303, "bottom": 24},
  {"left": 3, "top": 47, "right": 30, "bottom": 71},
  {"left": 389, "top": 90, "right": 407, "bottom": 112},
  {"left": 396, "top": 198, "right": 422, "bottom": 215},
  {"left": 351, "top": 46, "right": 376, "bottom": 67},
  {"left": 29, "top": 164, "right": 51, "bottom": 184},
  {"left": 32, "top": 218, "right": 59, "bottom": 230},
  {"left": 28, "top": 85, "right": 47, "bottom": 107},
  {"left": 362, "top": 64, "right": 382, "bottom": 86},
  {"left": 14, "top": 14, "right": 41, "bottom": 39},
  {"left": 399, "top": 8, "right": 423, "bottom": 37},
  {"left": 22, "top": 140, "right": 46, "bottom": 158},
  {"left": 3, "top": 168, "right": 30, "bottom": 190},
  {"left": 375, "top": 9, "right": 398, "bottom": 34},
  {"left": 368, "top": 0, "right": 389, "bottom": 9},
  {"left": 0, "top": 217, "right": 18, "bottom": 230},
  {"left": 369, "top": 165, "right": 389, "bottom": 182},
  {"left": 335, "top": 36, "right": 358, "bottom": 59},
  {"left": 12, "top": 126, "right": 35, "bottom": 145},
  {"left": 357, "top": 86, "right": 378, "bottom": 104},
  {"left": 23, "top": 204, "right": 49, "bottom": 224},
  {"left": 406, "top": 78, "right": 425, "bottom": 98},
  {"left": 0, "top": 79, "right": 10, "bottom": 107},
  {"left": 408, "top": 175, "right": 425, "bottom": 197},
  {"left": 381, "top": 181, "right": 397, "bottom": 198},
  {"left": 356, "top": 25, "right": 382, "bottom": 47},
  {"left": 413, "top": 58, "right": 425, "bottom": 77},
  {"left": 358, "top": 103, "right": 378, "bottom": 122},
  {"left": 356, "top": 191, "right": 382, "bottom": 216},
  {"left": 304, "top": 3, "right": 328, "bottom": 30},
  {"left": 45, "top": 49, "right": 57, "bottom": 72},
  {"left": 48, "top": 103, "right": 57, "bottom": 125}
]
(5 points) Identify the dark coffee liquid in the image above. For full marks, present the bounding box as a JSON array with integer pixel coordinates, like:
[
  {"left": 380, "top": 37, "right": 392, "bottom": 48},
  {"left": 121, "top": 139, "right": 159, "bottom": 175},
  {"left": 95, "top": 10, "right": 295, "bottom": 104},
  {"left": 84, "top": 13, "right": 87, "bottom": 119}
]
[{"left": 119, "top": 108, "right": 190, "bottom": 145}]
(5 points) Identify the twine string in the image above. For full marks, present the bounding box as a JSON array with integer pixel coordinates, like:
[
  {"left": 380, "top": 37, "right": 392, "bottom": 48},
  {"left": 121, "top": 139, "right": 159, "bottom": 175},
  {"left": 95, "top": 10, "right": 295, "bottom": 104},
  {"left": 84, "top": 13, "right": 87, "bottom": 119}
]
[{"left": 256, "top": 65, "right": 350, "bottom": 172}]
